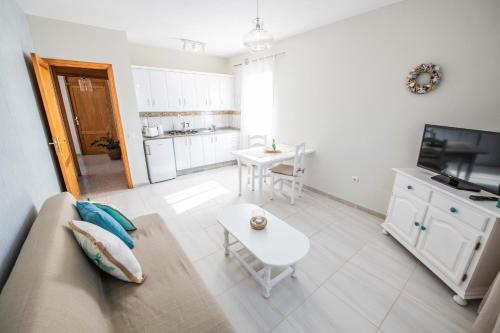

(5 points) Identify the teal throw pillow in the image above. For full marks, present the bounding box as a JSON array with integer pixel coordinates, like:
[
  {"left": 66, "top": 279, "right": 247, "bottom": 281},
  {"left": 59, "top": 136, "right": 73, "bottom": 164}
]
[
  {"left": 93, "top": 203, "right": 137, "bottom": 232},
  {"left": 76, "top": 201, "right": 134, "bottom": 249}
]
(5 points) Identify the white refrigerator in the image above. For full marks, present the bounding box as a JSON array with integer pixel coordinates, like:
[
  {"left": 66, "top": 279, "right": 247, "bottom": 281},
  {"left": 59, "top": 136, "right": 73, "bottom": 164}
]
[{"left": 144, "top": 138, "right": 177, "bottom": 183}]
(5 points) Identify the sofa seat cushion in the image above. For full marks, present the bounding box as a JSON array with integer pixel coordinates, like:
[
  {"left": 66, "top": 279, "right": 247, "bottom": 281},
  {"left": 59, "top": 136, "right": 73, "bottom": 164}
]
[{"left": 103, "top": 214, "right": 234, "bottom": 333}]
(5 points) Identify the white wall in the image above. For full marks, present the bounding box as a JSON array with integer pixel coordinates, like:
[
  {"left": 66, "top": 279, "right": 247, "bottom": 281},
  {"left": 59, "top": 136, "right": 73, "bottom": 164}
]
[
  {"left": 28, "top": 16, "right": 149, "bottom": 185},
  {"left": 0, "top": 0, "right": 62, "bottom": 288},
  {"left": 129, "top": 43, "right": 229, "bottom": 74},
  {"left": 231, "top": 0, "right": 500, "bottom": 214}
]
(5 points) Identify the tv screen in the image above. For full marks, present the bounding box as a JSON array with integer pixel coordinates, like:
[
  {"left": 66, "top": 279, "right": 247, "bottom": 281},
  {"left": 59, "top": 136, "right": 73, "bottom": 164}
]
[{"left": 417, "top": 125, "right": 500, "bottom": 195}]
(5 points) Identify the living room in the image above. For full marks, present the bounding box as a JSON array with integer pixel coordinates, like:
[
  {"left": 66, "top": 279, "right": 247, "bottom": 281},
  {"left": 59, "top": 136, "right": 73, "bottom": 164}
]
[{"left": 1, "top": 0, "right": 499, "bottom": 332}]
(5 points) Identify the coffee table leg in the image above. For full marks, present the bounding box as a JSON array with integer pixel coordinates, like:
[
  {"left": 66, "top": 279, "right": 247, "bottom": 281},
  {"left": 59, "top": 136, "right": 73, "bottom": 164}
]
[
  {"left": 291, "top": 264, "right": 297, "bottom": 278},
  {"left": 224, "top": 229, "right": 230, "bottom": 256},
  {"left": 263, "top": 266, "right": 272, "bottom": 299}
]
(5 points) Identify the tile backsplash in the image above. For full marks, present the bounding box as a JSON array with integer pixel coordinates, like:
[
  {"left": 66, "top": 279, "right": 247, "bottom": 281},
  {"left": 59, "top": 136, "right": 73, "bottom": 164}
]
[{"left": 141, "top": 113, "right": 240, "bottom": 131}]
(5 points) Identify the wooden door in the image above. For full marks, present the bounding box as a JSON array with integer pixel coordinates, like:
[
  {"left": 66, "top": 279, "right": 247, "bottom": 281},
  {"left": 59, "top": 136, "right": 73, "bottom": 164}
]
[
  {"left": 66, "top": 77, "right": 116, "bottom": 155},
  {"left": 384, "top": 188, "right": 427, "bottom": 247},
  {"left": 31, "top": 53, "right": 81, "bottom": 198},
  {"left": 417, "top": 208, "right": 480, "bottom": 284}
]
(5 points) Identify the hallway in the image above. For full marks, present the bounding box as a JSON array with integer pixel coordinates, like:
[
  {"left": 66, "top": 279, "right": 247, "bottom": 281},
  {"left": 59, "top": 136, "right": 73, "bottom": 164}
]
[{"left": 78, "top": 154, "right": 127, "bottom": 197}]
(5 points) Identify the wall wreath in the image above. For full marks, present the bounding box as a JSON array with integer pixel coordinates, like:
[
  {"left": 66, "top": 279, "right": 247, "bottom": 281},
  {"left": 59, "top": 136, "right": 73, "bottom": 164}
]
[{"left": 406, "top": 63, "right": 442, "bottom": 94}]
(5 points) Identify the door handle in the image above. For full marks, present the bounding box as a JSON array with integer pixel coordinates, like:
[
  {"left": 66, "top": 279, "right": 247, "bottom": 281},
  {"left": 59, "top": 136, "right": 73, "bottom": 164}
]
[
  {"left": 74, "top": 116, "right": 80, "bottom": 127},
  {"left": 49, "top": 137, "right": 63, "bottom": 154},
  {"left": 178, "top": 97, "right": 182, "bottom": 106},
  {"left": 183, "top": 97, "right": 186, "bottom": 106}
]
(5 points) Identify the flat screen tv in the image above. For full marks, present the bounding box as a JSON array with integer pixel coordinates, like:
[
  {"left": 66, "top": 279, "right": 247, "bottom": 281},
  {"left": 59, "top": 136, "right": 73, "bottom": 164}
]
[{"left": 417, "top": 124, "right": 500, "bottom": 195}]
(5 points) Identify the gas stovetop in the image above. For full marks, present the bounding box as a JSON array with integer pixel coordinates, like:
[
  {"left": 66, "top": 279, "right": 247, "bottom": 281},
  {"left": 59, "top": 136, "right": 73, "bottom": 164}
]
[{"left": 166, "top": 129, "right": 198, "bottom": 135}]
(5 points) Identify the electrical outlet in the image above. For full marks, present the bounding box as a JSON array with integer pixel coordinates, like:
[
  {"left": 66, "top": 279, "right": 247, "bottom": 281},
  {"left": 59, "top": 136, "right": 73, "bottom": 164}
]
[{"left": 352, "top": 176, "right": 360, "bottom": 183}]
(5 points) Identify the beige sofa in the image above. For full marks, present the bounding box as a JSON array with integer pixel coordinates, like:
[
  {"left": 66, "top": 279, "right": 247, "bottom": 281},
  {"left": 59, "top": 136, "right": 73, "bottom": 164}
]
[{"left": 0, "top": 192, "right": 234, "bottom": 333}]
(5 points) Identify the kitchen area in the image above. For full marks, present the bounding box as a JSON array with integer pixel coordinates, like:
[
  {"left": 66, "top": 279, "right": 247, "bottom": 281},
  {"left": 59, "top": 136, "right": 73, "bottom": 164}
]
[{"left": 132, "top": 66, "right": 240, "bottom": 183}]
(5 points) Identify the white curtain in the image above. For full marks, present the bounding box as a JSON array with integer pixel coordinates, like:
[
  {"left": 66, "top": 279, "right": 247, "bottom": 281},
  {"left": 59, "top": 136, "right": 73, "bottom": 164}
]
[{"left": 240, "top": 57, "right": 275, "bottom": 147}]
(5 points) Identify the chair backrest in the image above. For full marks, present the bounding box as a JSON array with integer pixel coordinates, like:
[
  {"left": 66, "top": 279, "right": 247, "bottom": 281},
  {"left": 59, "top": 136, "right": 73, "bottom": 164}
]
[
  {"left": 293, "top": 143, "right": 306, "bottom": 176},
  {"left": 248, "top": 134, "right": 267, "bottom": 148}
]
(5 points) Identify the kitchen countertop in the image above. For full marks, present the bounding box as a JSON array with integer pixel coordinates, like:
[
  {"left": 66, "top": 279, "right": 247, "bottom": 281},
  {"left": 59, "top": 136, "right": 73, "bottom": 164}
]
[{"left": 143, "top": 127, "right": 240, "bottom": 141}]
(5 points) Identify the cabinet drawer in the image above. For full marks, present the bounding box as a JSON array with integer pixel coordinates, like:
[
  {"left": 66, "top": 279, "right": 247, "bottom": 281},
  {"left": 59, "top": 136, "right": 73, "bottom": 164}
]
[
  {"left": 430, "top": 192, "right": 490, "bottom": 232},
  {"left": 394, "top": 174, "right": 432, "bottom": 202}
]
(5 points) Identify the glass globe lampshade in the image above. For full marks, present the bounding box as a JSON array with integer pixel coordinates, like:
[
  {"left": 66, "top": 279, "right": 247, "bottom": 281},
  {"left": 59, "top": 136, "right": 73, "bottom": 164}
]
[{"left": 243, "top": 18, "right": 274, "bottom": 53}]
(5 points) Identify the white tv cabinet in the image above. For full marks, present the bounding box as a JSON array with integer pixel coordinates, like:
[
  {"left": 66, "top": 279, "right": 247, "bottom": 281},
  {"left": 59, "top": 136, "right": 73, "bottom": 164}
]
[{"left": 382, "top": 168, "right": 500, "bottom": 306}]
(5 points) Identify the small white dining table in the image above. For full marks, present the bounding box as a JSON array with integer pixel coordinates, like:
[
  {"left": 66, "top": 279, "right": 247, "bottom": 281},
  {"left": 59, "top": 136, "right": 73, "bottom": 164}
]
[{"left": 232, "top": 144, "right": 315, "bottom": 205}]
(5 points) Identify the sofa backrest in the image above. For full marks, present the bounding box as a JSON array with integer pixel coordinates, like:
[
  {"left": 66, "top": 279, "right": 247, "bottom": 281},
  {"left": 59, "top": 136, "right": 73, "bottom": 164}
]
[{"left": 0, "top": 192, "right": 112, "bottom": 333}]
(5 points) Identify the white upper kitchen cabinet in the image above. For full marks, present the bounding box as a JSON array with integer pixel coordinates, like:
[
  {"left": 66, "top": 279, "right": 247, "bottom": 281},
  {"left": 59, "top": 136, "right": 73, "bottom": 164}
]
[
  {"left": 219, "top": 76, "right": 235, "bottom": 110},
  {"left": 195, "top": 75, "right": 210, "bottom": 110},
  {"left": 181, "top": 74, "right": 198, "bottom": 110},
  {"left": 132, "top": 66, "right": 235, "bottom": 112},
  {"left": 208, "top": 76, "right": 221, "bottom": 110},
  {"left": 165, "top": 71, "right": 184, "bottom": 110},
  {"left": 173, "top": 137, "right": 190, "bottom": 170},
  {"left": 149, "top": 70, "right": 168, "bottom": 110},
  {"left": 132, "top": 68, "right": 152, "bottom": 110},
  {"left": 188, "top": 135, "right": 204, "bottom": 168}
]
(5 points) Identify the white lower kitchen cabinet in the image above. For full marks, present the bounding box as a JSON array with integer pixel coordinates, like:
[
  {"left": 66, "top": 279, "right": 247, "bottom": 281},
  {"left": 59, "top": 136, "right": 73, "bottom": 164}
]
[
  {"left": 173, "top": 131, "right": 239, "bottom": 172},
  {"left": 173, "top": 137, "right": 190, "bottom": 170},
  {"left": 382, "top": 168, "right": 500, "bottom": 306},
  {"left": 188, "top": 136, "right": 204, "bottom": 168},
  {"left": 202, "top": 134, "right": 216, "bottom": 165},
  {"left": 215, "top": 132, "right": 239, "bottom": 163}
]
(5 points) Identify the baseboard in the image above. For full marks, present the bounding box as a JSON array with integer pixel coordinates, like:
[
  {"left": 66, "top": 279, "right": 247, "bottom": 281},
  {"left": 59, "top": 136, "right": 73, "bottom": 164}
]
[
  {"left": 177, "top": 160, "right": 237, "bottom": 176},
  {"left": 303, "top": 185, "right": 386, "bottom": 220}
]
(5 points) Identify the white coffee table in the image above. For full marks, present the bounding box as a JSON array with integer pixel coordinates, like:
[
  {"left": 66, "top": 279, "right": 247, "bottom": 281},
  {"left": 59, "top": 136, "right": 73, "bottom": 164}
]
[{"left": 216, "top": 204, "right": 310, "bottom": 298}]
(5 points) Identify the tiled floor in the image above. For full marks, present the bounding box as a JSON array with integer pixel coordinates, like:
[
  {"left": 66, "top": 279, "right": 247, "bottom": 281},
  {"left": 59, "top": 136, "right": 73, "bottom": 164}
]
[
  {"left": 88, "top": 165, "right": 479, "bottom": 333},
  {"left": 78, "top": 154, "right": 128, "bottom": 196}
]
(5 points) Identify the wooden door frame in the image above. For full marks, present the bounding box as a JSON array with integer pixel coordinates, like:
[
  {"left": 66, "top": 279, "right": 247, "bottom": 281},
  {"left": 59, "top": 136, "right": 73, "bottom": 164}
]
[{"left": 44, "top": 58, "right": 133, "bottom": 189}]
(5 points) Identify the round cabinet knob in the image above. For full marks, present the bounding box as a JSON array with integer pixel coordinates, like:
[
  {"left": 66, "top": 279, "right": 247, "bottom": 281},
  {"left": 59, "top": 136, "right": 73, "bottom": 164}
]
[
  {"left": 450, "top": 207, "right": 458, "bottom": 213},
  {"left": 421, "top": 226, "right": 427, "bottom": 231},
  {"left": 414, "top": 222, "right": 420, "bottom": 226},
  {"left": 407, "top": 185, "right": 413, "bottom": 190}
]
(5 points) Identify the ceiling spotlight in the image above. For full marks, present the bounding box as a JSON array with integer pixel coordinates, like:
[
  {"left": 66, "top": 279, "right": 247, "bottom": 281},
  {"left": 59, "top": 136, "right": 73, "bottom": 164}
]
[{"left": 181, "top": 39, "right": 206, "bottom": 53}]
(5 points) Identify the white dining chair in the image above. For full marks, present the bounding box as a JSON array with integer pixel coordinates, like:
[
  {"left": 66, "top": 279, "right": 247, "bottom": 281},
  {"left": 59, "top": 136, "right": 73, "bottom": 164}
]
[
  {"left": 270, "top": 143, "right": 306, "bottom": 205},
  {"left": 247, "top": 134, "right": 267, "bottom": 191}
]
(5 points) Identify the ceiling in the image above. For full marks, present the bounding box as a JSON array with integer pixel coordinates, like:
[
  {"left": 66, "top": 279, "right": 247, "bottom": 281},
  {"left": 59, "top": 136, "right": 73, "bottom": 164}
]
[{"left": 17, "top": 0, "right": 402, "bottom": 57}]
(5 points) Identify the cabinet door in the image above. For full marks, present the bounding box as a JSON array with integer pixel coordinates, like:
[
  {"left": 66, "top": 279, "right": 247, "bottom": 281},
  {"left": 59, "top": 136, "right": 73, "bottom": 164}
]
[
  {"left": 195, "top": 75, "right": 210, "bottom": 110},
  {"left": 132, "top": 68, "right": 151, "bottom": 110},
  {"left": 384, "top": 188, "right": 428, "bottom": 247},
  {"left": 173, "top": 137, "right": 190, "bottom": 170},
  {"left": 208, "top": 76, "right": 221, "bottom": 110},
  {"left": 165, "top": 72, "right": 183, "bottom": 110},
  {"left": 220, "top": 76, "right": 235, "bottom": 110},
  {"left": 214, "top": 133, "right": 227, "bottom": 163},
  {"left": 181, "top": 73, "right": 198, "bottom": 110},
  {"left": 417, "top": 208, "right": 481, "bottom": 285},
  {"left": 189, "top": 135, "right": 204, "bottom": 168},
  {"left": 149, "top": 70, "right": 168, "bottom": 110},
  {"left": 202, "top": 134, "right": 216, "bottom": 165}
]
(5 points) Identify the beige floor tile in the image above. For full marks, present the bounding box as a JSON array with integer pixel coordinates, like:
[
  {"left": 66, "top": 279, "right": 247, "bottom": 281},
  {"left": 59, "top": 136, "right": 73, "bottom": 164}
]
[
  {"left": 349, "top": 242, "right": 416, "bottom": 290},
  {"left": 380, "top": 292, "right": 470, "bottom": 333},
  {"left": 324, "top": 262, "right": 400, "bottom": 326},
  {"left": 288, "top": 286, "right": 377, "bottom": 333}
]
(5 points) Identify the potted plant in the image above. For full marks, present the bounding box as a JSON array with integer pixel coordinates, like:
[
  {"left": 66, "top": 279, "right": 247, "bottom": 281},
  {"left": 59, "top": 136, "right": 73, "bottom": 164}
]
[{"left": 91, "top": 133, "right": 121, "bottom": 160}]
